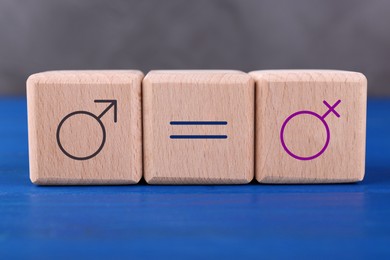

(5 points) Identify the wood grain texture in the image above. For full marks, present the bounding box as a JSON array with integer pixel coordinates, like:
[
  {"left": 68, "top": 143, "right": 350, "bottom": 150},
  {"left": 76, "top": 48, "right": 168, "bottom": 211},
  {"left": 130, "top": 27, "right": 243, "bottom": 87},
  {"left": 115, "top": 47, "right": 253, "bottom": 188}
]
[
  {"left": 249, "top": 70, "right": 367, "bottom": 183},
  {"left": 143, "top": 70, "right": 254, "bottom": 184},
  {"left": 27, "top": 70, "right": 143, "bottom": 185}
]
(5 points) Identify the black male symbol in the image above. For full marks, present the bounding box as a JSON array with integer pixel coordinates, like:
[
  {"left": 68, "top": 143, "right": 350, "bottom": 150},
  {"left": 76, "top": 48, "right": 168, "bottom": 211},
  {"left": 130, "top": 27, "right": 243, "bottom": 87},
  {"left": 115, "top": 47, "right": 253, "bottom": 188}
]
[{"left": 56, "top": 100, "right": 117, "bottom": 160}]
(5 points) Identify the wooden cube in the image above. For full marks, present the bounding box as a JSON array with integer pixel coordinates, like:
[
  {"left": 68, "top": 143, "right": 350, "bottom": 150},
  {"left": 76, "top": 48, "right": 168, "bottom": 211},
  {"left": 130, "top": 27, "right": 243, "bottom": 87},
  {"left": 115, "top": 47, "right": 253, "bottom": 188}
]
[
  {"left": 143, "top": 70, "right": 254, "bottom": 184},
  {"left": 249, "top": 70, "right": 367, "bottom": 183},
  {"left": 27, "top": 70, "right": 143, "bottom": 185}
]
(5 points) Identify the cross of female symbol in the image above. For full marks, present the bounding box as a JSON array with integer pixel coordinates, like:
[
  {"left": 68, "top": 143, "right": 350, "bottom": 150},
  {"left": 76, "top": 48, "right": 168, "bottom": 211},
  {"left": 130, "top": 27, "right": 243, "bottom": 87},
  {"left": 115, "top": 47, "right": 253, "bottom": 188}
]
[{"left": 280, "top": 100, "right": 341, "bottom": 161}]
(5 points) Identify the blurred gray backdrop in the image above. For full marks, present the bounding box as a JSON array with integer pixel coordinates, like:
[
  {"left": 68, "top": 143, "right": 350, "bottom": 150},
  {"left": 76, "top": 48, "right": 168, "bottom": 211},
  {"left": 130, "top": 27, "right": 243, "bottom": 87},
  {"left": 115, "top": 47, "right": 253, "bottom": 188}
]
[{"left": 0, "top": 0, "right": 389, "bottom": 95}]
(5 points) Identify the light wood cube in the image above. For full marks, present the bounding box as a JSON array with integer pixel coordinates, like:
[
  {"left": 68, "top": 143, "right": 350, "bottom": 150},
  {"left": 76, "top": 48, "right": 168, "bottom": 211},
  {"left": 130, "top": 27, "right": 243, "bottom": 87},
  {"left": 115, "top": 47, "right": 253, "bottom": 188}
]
[
  {"left": 249, "top": 70, "right": 367, "bottom": 183},
  {"left": 143, "top": 70, "right": 254, "bottom": 184},
  {"left": 27, "top": 70, "right": 143, "bottom": 185}
]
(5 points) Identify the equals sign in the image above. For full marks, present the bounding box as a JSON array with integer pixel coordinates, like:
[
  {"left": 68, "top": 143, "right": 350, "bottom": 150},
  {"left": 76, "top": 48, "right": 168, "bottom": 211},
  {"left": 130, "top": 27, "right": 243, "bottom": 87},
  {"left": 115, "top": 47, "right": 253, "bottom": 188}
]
[{"left": 169, "top": 121, "right": 228, "bottom": 139}]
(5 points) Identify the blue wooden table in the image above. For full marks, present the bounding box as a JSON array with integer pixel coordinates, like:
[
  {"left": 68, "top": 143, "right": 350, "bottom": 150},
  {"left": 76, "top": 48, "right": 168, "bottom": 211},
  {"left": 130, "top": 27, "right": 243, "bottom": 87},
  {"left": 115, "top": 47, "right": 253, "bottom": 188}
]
[{"left": 0, "top": 98, "right": 389, "bottom": 259}]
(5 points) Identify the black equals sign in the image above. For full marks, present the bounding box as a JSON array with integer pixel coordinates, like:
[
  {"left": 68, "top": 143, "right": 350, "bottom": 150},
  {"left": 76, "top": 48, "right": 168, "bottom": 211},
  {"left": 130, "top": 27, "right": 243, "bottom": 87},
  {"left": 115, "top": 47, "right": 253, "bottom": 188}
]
[{"left": 170, "top": 121, "right": 228, "bottom": 139}]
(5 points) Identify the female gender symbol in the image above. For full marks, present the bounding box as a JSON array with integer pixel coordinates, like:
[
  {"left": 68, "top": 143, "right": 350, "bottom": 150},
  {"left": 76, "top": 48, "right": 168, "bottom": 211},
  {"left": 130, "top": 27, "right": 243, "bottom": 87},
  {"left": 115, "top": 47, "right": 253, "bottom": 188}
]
[{"left": 280, "top": 100, "right": 341, "bottom": 161}]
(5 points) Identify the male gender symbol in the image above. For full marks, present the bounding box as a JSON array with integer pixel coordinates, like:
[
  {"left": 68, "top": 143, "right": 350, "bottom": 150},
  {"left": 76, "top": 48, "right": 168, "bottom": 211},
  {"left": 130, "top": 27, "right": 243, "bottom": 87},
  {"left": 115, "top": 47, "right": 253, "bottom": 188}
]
[
  {"left": 56, "top": 100, "right": 117, "bottom": 161},
  {"left": 280, "top": 100, "right": 341, "bottom": 161}
]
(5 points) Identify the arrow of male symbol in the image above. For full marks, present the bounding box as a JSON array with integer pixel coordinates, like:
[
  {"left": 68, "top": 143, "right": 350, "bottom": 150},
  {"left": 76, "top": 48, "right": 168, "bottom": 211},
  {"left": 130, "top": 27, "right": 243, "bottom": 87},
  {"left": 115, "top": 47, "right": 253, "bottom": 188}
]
[{"left": 95, "top": 99, "right": 117, "bottom": 122}]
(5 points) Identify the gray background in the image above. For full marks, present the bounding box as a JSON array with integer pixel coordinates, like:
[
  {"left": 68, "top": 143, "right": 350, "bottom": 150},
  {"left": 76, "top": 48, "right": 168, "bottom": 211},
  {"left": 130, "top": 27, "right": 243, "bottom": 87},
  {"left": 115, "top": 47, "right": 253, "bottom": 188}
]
[{"left": 0, "top": 0, "right": 389, "bottom": 96}]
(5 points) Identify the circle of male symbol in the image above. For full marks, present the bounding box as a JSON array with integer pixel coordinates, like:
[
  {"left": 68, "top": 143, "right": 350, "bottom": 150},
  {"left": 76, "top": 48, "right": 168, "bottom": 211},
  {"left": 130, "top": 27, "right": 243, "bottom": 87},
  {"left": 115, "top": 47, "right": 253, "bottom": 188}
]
[
  {"left": 280, "top": 100, "right": 341, "bottom": 161},
  {"left": 56, "top": 100, "right": 117, "bottom": 161}
]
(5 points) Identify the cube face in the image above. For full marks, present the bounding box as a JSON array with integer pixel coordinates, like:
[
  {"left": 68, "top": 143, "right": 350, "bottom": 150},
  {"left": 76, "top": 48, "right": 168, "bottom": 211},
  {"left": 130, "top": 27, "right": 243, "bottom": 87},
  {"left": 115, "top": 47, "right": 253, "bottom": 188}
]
[
  {"left": 27, "top": 70, "right": 143, "bottom": 185},
  {"left": 250, "top": 70, "right": 367, "bottom": 183},
  {"left": 143, "top": 70, "right": 254, "bottom": 184}
]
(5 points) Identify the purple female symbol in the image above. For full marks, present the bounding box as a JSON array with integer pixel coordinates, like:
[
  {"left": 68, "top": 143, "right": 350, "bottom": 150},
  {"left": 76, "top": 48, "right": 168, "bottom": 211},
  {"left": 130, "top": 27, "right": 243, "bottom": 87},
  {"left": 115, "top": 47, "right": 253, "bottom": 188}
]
[{"left": 280, "top": 100, "right": 341, "bottom": 161}]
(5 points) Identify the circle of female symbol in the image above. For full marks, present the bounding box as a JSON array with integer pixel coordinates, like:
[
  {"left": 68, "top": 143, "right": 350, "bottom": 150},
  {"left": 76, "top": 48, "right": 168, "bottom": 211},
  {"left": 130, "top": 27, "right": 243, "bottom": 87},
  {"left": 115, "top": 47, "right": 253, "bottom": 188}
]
[
  {"left": 280, "top": 100, "right": 341, "bottom": 161},
  {"left": 56, "top": 100, "right": 117, "bottom": 161}
]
